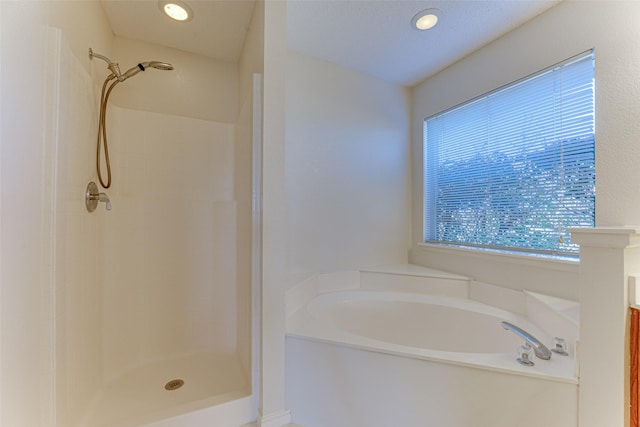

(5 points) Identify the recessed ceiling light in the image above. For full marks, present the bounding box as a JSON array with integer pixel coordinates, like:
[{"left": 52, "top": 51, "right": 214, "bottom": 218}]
[
  {"left": 159, "top": 0, "right": 193, "bottom": 22},
  {"left": 411, "top": 8, "right": 439, "bottom": 30}
]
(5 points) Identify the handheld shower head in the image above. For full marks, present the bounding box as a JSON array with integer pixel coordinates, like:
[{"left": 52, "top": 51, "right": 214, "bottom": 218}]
[
  {"left": 90, "top": 49, "right": 174, "bottom": 81},
  {"left": 147, "top": 61, "right": 174, "bottom": 71},
  {"left": 121, "top": 61, "right": 175, "bottom": 81}
]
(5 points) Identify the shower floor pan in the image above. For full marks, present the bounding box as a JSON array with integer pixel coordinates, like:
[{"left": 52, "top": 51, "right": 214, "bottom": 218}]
[{"left": 84, "top": 352, "right": 249, "bottom": 427}]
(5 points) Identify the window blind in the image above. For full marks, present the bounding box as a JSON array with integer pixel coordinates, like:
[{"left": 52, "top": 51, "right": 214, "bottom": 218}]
[{"left": 424, "top": 52, "right": 595, "bottom": 255}]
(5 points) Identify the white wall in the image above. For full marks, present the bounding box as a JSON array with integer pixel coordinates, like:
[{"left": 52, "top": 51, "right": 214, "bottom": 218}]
[
  {"left": 286, "top": 52, "right": 411, "bottom": 279},
  {"left": 110, "top": 37, "right": 238, "bottom": 123},
  {"left": 277, "top": 47, "right": 410, "bottom": 426},
  {"left": 411, "top": 1, "right": 640, "bottom": 299},
  {"left": 102, "top": 106, "right": 238, "bottom": 380},
  {"left": 1, "top": 2, "right": 112, "bottom": 426},
  {"left": 49, "top": 29, "right": 107, "bottom": 427}
]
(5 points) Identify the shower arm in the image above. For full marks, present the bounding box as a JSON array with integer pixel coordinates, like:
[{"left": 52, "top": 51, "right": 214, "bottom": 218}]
[
  {"left": 89, "top": 48, "right": 123, "bottom": 81},
  {"left": 88, "top": 48, "right": 112, "bottom": 64}
]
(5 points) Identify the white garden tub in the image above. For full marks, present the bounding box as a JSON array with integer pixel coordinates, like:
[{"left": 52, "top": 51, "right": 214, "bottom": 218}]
[
  {"left": 289, "top": 289, "right": 576, "bottom": 382},
  {"left": 286, "top": 286, "right": 579, "bottom": 427}
]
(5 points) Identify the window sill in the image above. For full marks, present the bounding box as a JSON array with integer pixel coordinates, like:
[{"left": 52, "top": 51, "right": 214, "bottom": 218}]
[
  {"left": 418, "top": 242, "right": 580, "bottom": 263},
  {"left": 414, "top": 242, "right": 579, "bottom": 272}
]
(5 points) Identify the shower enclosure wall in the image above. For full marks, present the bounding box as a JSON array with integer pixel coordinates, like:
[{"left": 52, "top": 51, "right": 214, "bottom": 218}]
[{"left": 49, "top": 30, "right": 258, "bottom": 427}]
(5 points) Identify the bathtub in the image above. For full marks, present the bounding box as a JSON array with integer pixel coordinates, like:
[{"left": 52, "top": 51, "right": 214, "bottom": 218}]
[
  {"left": 286, "top": 271, "right": 579, "bottom": 427},
  {"left": 291, "top": 289, "right": 576, "bottom": 381}
]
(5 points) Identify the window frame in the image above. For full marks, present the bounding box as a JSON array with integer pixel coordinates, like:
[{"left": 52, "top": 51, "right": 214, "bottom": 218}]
[{"left": 422, "top": 50, "right": 595, "bottom": 258}]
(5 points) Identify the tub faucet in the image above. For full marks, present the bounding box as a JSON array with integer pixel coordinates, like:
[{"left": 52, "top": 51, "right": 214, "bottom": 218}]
[{"left": 501, "top": 321, "right": 552, "bottom": 360}]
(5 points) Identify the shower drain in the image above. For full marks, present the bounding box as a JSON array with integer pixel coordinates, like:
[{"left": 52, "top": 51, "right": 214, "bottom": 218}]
[{"left": 164, "top": 378, "right": 185, "bottom": 391}]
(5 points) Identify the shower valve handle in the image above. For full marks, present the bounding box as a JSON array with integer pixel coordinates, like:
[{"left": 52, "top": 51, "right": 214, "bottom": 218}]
[
  {"left": 98, "top": 193, "right": 112, "bottom": 211},
  {"left": 85, "top": 181, "right": 112, "bottom": 212}
]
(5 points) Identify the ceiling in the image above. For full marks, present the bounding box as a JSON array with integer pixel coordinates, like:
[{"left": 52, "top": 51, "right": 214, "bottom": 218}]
[
  {"left": 100, "top": 0, "right": 561, "bottom": 87},
  {"left": 100, "top": 0, "right": 257, "bottom": 62}
]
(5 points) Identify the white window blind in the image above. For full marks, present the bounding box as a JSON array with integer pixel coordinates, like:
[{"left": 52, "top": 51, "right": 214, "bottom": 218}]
[{"left": 424, "top": 51, "right": 595, "bottom": 255}]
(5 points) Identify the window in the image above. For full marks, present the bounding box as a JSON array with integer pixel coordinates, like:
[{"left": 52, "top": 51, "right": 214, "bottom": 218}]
[{"left": 424, "top": 51, "right": 595, "bottom": 255}]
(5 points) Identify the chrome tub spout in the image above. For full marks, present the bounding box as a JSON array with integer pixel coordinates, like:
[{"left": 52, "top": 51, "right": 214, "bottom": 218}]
[{"left": 501, "top": 321, "right": 552, "bottom": 360}]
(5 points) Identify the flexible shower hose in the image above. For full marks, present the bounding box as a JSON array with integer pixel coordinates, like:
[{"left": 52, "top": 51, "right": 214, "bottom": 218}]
[{"left": 96, "top": 75, "right": 120, "bottom": 189}]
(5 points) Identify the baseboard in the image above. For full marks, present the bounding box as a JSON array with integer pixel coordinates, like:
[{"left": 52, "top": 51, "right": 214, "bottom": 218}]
[{"left": 257, "top": 409, "right": 292, "bottom": 427}]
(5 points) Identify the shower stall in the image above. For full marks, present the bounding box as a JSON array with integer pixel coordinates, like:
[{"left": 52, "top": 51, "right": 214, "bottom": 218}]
[{"left": 47, "top": 20, "right": 261, "bottom": 427}]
